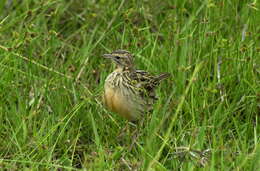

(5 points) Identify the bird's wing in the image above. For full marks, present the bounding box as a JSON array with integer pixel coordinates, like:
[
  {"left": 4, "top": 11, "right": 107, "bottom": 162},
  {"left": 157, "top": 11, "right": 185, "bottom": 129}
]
[
  {"left": 133, "top": 70, "right": 169, "bottom": 88},
  {"left": 130, "top": 70, "right": 169, "bottom": 100}
]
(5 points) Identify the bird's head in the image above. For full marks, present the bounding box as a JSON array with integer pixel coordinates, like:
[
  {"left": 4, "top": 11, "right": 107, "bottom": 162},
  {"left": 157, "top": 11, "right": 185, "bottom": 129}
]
[{"left": 103, "top": 50, "right": 134, "bottom": 70}]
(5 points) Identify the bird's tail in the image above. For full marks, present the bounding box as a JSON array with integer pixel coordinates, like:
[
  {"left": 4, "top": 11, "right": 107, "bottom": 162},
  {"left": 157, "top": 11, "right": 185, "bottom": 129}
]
[{"left": 154, "top": 73, "right": 170, "bottom": 82}]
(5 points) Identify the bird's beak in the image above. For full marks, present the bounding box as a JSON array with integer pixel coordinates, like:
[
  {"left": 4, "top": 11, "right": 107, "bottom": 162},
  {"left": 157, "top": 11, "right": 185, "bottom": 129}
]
[{"left": 103, "top": 54, "right": 113, "bottom": 59}]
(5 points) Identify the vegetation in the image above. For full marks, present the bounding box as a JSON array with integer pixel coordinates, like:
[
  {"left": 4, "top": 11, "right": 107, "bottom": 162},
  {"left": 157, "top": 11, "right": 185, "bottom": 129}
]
[{"left": 0, "top": 0, "right": 259, "bottom": 170}]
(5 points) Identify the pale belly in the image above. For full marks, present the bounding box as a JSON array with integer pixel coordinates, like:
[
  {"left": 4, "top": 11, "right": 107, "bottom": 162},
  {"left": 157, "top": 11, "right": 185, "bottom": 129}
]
[{"left": 103, "top": 85, "right": 142, "bottom": 121}]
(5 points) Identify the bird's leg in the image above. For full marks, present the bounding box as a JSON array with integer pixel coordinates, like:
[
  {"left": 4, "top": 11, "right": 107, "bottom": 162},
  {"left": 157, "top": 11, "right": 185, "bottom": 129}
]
[
  {"left": 117, "top": 121, "right": 129, "bottom": 139},
  {"left": 128, "top": 118, "right": 145, "bottom": 151}
]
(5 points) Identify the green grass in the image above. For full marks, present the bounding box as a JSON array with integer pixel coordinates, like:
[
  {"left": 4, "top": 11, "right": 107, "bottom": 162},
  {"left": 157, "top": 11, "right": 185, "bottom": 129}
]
[{"left": 0, "top": 0, "right": 259, "bottom": 170}]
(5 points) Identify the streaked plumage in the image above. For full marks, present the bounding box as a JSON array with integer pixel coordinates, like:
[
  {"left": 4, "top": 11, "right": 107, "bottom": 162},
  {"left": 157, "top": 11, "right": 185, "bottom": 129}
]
[{"left": 102, "top": 50, "right": 169, "bottom": 121}]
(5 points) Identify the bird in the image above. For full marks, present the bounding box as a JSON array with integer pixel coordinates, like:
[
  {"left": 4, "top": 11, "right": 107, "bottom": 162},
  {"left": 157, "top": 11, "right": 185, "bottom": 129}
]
[{"left": 102, "top": 50, "right": 170, "bottom": 121}]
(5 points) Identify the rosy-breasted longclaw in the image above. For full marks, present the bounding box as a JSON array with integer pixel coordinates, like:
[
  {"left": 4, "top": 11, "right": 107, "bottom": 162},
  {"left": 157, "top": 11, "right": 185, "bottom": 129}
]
[{"left": 102, "top": 50, "right": 170, "bottom": 121}]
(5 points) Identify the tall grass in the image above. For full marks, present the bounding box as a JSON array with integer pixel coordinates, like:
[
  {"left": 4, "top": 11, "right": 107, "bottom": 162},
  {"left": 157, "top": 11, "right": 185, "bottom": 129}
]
[{"left": 0, "top": 0, "right": 259, "bottom": 170}]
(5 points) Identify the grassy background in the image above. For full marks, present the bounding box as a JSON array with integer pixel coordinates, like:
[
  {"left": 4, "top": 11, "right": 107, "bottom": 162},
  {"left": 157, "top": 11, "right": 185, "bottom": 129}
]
[{"left": 0, "top": 0, "right": 259, "bottom": 170}]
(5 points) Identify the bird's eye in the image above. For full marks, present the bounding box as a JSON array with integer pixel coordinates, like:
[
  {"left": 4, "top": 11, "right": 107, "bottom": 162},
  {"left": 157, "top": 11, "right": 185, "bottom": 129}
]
[{"left": 115, "top": 56, "right": 120, "bottom": 60}]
